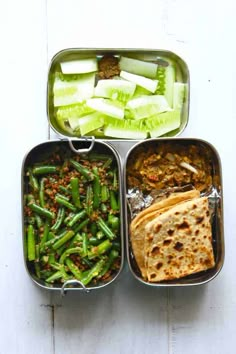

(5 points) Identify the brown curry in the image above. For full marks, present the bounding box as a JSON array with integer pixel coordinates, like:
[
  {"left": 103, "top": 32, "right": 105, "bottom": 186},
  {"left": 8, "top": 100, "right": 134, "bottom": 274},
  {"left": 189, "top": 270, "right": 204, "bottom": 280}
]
[{"left": 127, "top": 143, "right": 212, "bottom": 193}]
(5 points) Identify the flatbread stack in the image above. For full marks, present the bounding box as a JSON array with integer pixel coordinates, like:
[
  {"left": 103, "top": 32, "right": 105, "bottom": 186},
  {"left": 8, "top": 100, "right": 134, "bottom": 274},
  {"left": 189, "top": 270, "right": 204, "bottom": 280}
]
[{"left": 130, "top": 190, "right": 215, "bottom": 282}]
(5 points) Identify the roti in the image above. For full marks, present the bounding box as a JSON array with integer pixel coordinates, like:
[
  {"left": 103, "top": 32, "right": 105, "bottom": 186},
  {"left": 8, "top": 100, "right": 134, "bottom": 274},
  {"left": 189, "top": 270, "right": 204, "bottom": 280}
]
[
  {"left": 129, "top": 190, "right": 200, "bottom": 278},
  {"left": 145, "top": 197, "right": 215, "bottom": 282}
]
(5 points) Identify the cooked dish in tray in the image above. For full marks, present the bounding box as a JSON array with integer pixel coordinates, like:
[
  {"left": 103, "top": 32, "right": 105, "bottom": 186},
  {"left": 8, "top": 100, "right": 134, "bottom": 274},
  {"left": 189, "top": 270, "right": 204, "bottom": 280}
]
[
  {"left": 126, "top": 141, "right": 218, "bottom": 283},
  {"left": 23, "top": 145, "right": 121, "bottom": 287}
]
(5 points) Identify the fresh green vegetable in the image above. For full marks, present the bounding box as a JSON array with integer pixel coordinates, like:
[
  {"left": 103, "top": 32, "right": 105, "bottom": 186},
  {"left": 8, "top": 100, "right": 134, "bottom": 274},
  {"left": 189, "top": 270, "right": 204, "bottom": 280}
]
[
  {"left": 86, "top": 98, "right": 125, "bottom": 119},
  {"left": 56, "top": 102, "right": 94, "bottom": 121},
  {"left": 27, "top": 224, "right": 36, "bottom": 261},
  {"left": 32, "top": 166, "right": 57, "bottom": 175},
  {"left": 103, "top": 118, "right": 147, "bottom": 139},
  {"left": 173, "top": 83, "right": 187, "bottom": 110},
  {"left": 164, "top": 64, "right": 176, "bottom": 107},
  {"left": 120, "top": 70, "right": 158, "bottom": 93},
  {"left": 76, "top": 112, "right": 105, "bottom": 136},
  {"left": 52, "top": 55, "right": 188, "bottom": 139},
  {"left": 60, "top": 58, "right": 98, "bottom": 74},
  {"left": 94, "top": 79, "right": 136, "bottom": 102},
  {"left": 145, "top": 110, "right": 181, "bottom": 138},
  {"left": 126, "top": 95, "right": 170, "bottom": 120},
  {"left": 28, "top": 203, "right": 55, "bottom": 219},
  {"left": 53, "top": 72, "right": 95, "bottom": 107},
  {"left": 70, "top": 177, "right": 81, "bottom": 209},
  {"left": 119, "top": 56, "right": 158, "bottom": 78}
]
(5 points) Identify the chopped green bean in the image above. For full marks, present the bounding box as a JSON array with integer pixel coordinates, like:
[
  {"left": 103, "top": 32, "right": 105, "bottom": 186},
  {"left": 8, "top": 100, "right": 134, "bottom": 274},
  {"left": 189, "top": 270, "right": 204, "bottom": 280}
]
[
  {"left": 97, "top": 217, "right": 116, "bottom": 240},
  {"left": 92, "top": 167, "right": 100, "bottom": 209},
  {"left": 100, "top": 249, "right": 119, "bottom": 277},
  {"left": 70, "top": 177, "right": 81, "bottom": 208},
  {"left": 88, "top": 239, "right": 112, "bottom": 259},
  {"left": 33, "top": 166, "right": 58, "bottom": 175},
  {"left": 28, "top": 203, "right": 55, "bottom": 219},
  {"left": 80, "top": 259, "right": 106, "bottom": 285},
  {"left": 28, "top": 169, "right": 39, "bottom": 192},
  {"left": 51, "top": 207, "right": 65, "bottom": 231},
  {"left": 55, "top": 195, "right": 77, "bottom": 212},
  {"left": 67, "top": 210, "right": 86, "bottom": 228},
  {"left": 85, "top": 185, "right": 93, "bottom": 216},
  {"left": 65, "top": 258, "right": 82, "bottom": 280},
  {"left": 52, "top": 230, "right": 75, "bottom": 250},
  {"left": 70, "top": 159, "right": 95, "bottom": 181},
  {"left": 27, "top": 224, "right": 36, "bottom": 261},
  {"left": 101, "top": 185, "right": 109, "bottom": 202},
  {"left": 39, "top": 177, "right": 46, "bottom": 208}
]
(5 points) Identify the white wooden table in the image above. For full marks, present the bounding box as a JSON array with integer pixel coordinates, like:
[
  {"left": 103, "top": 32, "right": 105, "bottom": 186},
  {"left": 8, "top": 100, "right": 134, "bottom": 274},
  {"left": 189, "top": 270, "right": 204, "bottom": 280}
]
[{"left": 1, "top": 1, "right": 236, "bottom": 353}]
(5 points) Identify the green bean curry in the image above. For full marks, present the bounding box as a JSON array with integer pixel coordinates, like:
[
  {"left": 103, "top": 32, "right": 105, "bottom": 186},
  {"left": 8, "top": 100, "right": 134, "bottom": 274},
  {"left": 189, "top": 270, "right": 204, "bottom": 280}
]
[{"left": 24, "top": 148, "right": 121, "bottom": 287}]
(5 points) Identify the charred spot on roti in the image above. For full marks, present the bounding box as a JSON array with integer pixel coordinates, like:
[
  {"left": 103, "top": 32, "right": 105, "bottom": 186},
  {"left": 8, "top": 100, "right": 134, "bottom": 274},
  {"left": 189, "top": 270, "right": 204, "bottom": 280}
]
[
  {"left": 196, "top": 216, "right": 204, "bottom": 224},
  {"left": 155, "top": 223, "right": 162, "bottom": 233},
  {"left": 177, "top": 221, "right": 189, "bottom": 230},
  {"left": 206, "top": 210, "right": 210, "bottom": 217},
  {"left": 167, "top": 229, "right": 174, "bottom": 236},
  {"left": 150, "top": 273, "right": 157, "bottom": 279},
  {"left": 204, "top": 259, "right": 212, "bottom": 266},
  {"left": 151, "top": 246, "right": 160, "bottom": 256},
  {"left": 195, "top": 229, "right": 200, "bottom": 235},
  {"left": 174, "top": 241, "right": 183, "bottom": 251},
  {"left": 163, "top": 239, "right": 172, "bottom": 246},
  {"left": 192, "top": 204, "right": 197, "bottom": 209},
  {"left": 156, "top": 262, "right": 163, "bottom": 270}
]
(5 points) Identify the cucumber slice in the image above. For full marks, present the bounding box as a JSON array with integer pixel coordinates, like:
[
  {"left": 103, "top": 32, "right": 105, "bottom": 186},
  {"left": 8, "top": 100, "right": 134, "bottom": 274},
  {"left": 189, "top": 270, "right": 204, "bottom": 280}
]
[
  {"left": 94, "top": 79, "right": 136, "bottom": 102},
  {"left": 145, "top": 110, "right": 181, "bottom": 138},
  {"left": 56, "top": 102, "right": 94, "bottom": 121},
  {"left": 103, "top": 118, "right": 147, "bottom": 139},
  {"left": 119, "top": 57, "right": 158, "bottom": 79},
  {"left": 53, "top": 73, "right": 95, "bottom": 107},
  {"left": 156, "top": 66, "right": 166, "bottom": 95},
  {"left": 164, "top": 65, "right": 176, "bottom": 107},
  {"left": 86, "top": 98, "right": 124, "bottom": 119},
  {"left": 120, "top": 71, "right": 158, "bottom": 93},
  {"left": 173, "top": 83, "right": 187, "bottom": 110},
  {"left": 60, "top": 58, "right": 98, "bottom": 74},
  {"left": 77, "top": 112, "right": 105, "bottom": 136},
  {"left": 126, "top": 95, "right": 170, "bottom": 120},
  {"left": 133, "top": 86, "right": 152, "bottom": 98}
]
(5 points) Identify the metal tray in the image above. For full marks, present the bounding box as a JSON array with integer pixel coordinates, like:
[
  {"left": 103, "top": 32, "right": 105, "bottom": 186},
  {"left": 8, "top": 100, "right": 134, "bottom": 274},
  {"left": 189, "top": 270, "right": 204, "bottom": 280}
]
[
  {"left": 21, "top": 139, "right": 124, "bottom": 295},
  {"left": 124, "top": 138, "right": 224, "bottom": 287},
  {"left": 47, "top": 48, "right": 190, "bottom": 141}
]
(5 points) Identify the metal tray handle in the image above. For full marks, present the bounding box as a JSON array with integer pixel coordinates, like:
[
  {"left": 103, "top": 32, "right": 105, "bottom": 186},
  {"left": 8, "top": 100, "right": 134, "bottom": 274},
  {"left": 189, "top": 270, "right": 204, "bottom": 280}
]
[
  {"left": 68, "top": 136, "right": 95, "bottom": 154},
  {"left": 61, "top": 279, "right": 90, "bottom": 296}
]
